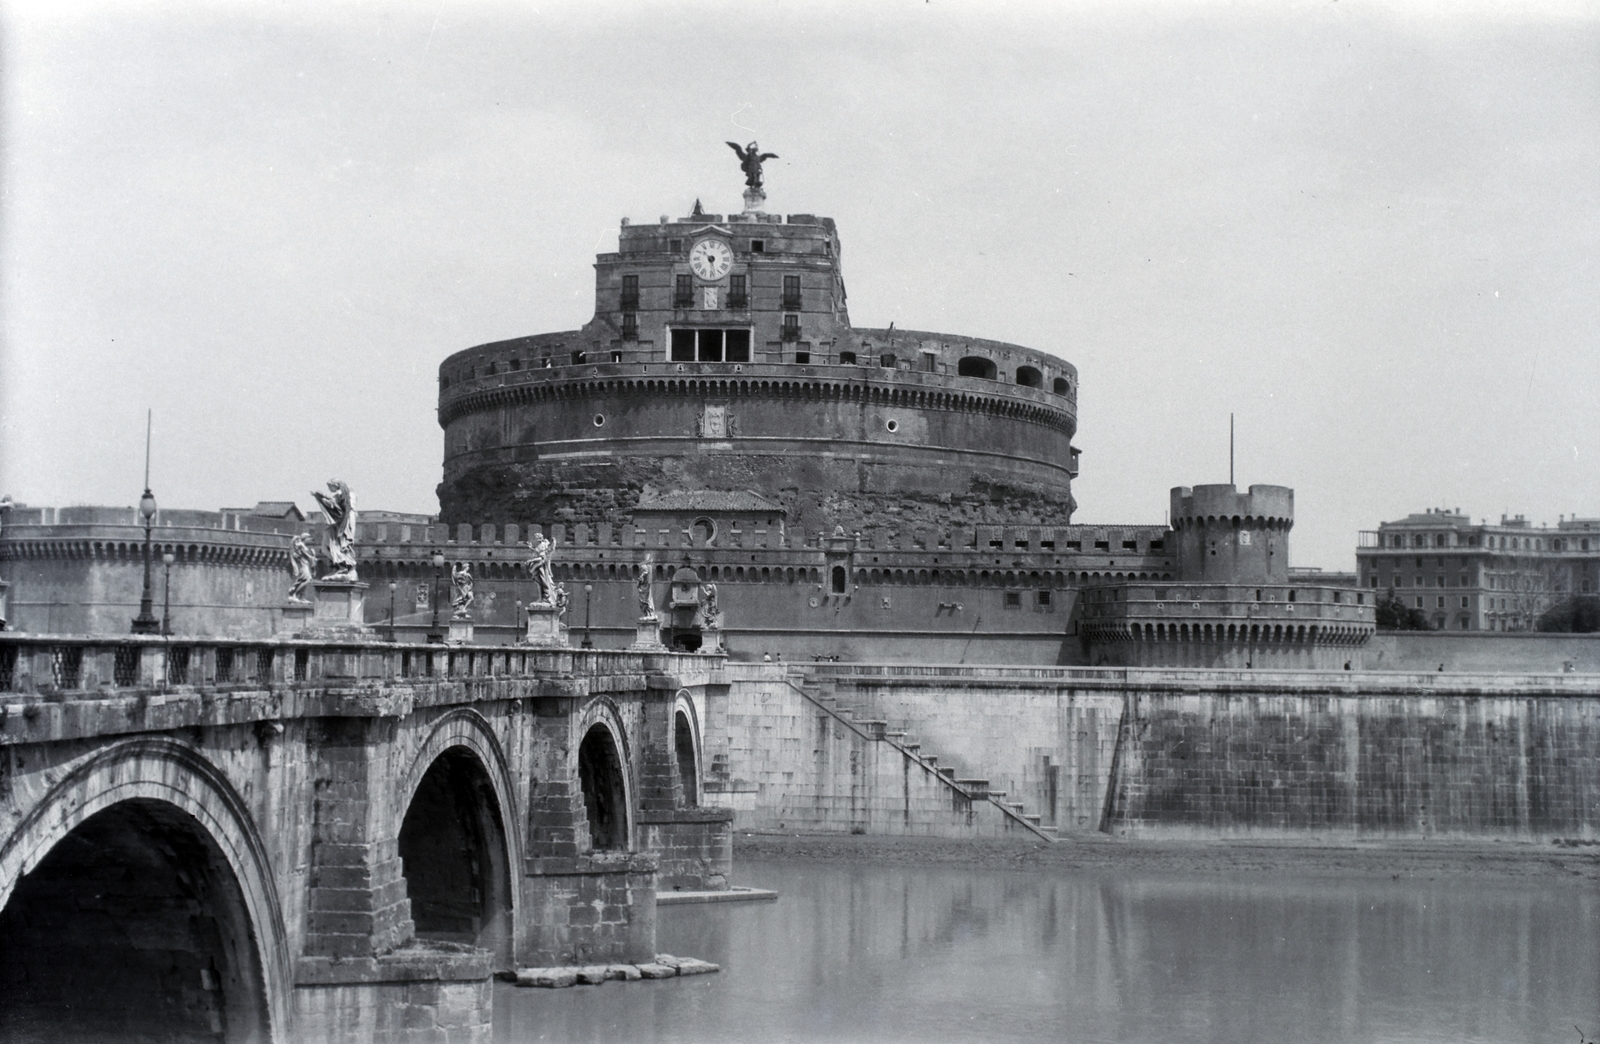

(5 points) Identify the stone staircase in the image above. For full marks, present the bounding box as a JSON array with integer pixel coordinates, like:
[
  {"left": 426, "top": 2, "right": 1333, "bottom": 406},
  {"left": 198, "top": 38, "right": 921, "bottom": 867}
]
[{"left": 788, "top": 668, "right": 1058, "bottom": 842}]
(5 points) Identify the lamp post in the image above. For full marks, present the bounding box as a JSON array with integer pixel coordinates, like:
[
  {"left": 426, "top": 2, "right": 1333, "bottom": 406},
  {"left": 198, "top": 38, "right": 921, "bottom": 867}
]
[
  {"left": 160, "top": 551, "right": 175, "bottom": 636},
  {"left": 582, "top": 583, "right": 594, "bottom": 648},
  {"left": 388, "top": 580, "right": 398, "bottom": 642},
  {"left": 427, "top": 550, "right": 446, "bottom": 643},
  {"left": 131, "top": 489, "right": 161, "bottom": 633}
]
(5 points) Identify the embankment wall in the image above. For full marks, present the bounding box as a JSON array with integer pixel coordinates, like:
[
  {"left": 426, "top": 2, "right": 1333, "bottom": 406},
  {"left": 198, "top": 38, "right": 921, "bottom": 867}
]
[{"left": 712, "top": 665, "right": 1600, "bottom": 842}]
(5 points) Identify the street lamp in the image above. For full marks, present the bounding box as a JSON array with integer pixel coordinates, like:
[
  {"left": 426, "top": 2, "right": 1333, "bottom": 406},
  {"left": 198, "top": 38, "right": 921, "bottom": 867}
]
[
  {"left": 514, "top": 600, "right": 523, "bottom": 645},
  {"left": 131, "top": 489, "right": 161, "bottom": 633},
  {"left": 160, "top": 551, "right": 175, "bottom": 636},
  {"left": 427, "top": 550, "right": 446, "bottom": 643},
  {"left": 582, "top": 583, "right": 594, "bottom": 648},
  {"left": 388, "top": 580, "right": 398, "bottom": 642}
]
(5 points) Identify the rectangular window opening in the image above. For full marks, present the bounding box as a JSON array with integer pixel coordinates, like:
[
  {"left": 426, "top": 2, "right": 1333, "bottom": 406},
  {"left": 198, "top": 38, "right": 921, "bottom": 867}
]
[
  {"left": 671, "top": 329, "right": 695, "bottom": 361},
  {"left": 697, "top": 329, "right": 724, "bottom": 362}
]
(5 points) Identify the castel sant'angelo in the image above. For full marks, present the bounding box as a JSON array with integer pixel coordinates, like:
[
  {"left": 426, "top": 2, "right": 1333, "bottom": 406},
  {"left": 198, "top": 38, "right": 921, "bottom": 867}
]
[
  {"left": 418, "top": 147, "right": 1372, "bottom": 665},
  {"left": 0, "top": 146, "right": 1374, "bottom": 666}
]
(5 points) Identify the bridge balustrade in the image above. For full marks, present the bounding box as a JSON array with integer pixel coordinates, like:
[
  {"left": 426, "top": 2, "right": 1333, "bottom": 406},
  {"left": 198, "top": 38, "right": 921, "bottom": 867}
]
[{"left": 0, "top": 633, "right": 716, "bottom": 697}]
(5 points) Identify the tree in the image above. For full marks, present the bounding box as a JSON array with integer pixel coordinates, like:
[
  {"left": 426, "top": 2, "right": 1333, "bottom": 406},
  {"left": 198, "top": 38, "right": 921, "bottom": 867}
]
[
  {"left": 1538, "top": 595, "right": 1600, "bottom": 633},
  {"left": 1375, "top": 588, "right": 1432, "bottom": 630}
]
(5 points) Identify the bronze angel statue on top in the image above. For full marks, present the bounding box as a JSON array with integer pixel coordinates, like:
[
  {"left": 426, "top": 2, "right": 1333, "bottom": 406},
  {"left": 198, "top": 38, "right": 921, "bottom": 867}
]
[{"left": 726, "top": 141, "right": 778, "bottom": 190}]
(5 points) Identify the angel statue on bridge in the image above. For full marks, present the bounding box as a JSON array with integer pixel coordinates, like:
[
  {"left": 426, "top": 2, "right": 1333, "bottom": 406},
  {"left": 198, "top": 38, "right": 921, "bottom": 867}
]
[
  {"left": 524, "top": 535, "right": 555, "bottom": 606},
  {"left": 726, "top": 140, "right": 778, "bottom": 190},
  {"left": 450, "top": 562, "right": 474, "bottom": 618},
  {"left": 311, "top": 480, "right": 357, "bottom": 582},
  {"left": 636, "top": 557, "right": 657, "bottom": 620},
  {"left": 287, "top": 533, "right": 315, "bottom": 603}
]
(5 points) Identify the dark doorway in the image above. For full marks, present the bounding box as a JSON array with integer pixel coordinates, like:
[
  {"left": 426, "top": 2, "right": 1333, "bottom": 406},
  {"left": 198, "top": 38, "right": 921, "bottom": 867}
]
[
  {"left": 397, "top": 748, "right": 513, "bottom": 965},
  {"left": 0, "top": 799, "right": 269, "bottom": 1043},
  {"left": 674, "top": 710, "right": 699, "bottom": 807},
  {"left": 577, "top": 725, "right": 629, "bottom": 851}
]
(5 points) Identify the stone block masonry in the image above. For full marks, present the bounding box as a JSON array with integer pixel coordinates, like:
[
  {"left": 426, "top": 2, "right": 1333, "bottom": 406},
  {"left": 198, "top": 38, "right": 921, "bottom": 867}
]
[{"left": 710, "top": 663, "right": 1600, "bottom": 842}]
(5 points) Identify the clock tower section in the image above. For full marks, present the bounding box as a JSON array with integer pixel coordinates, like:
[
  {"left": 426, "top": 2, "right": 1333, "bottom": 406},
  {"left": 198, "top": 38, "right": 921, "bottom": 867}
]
[{"left": 592, "top": 200, "right": 850, "bottom": 366}]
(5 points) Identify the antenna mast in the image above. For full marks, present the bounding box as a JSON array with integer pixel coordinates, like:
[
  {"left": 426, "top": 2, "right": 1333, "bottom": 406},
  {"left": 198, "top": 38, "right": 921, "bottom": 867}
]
[{"left": 1229, "top": 413, "right": 1235, "bottom": 486}]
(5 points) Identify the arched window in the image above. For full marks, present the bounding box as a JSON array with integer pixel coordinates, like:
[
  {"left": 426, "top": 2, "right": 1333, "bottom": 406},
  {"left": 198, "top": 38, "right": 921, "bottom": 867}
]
[
  {"left": 831, "top": 565, "right": 847, "bottom": 594},
  {"left": 1053, "top": 377, "right": 1070, "bottom": 395},
  {"left": 957, "top": 356, "right": 997, "bottom": 380},
  {"left": 1015, "top": 366, "right": 1043, "bottom": 388}
]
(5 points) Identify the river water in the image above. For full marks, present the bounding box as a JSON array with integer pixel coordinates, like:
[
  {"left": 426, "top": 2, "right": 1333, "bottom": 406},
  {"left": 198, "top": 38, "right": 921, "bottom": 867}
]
[{"left": 495, "top": 857, "right": 1599, "bottom": 1044}]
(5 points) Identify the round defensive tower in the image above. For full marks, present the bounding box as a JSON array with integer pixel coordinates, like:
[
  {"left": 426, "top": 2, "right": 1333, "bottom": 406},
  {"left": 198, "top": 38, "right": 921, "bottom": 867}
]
[
  {"left": 1169, "top": 484, "right": 1294, "bottom": 584},
  {"left": 437, "top": 197, "right": 1079, "bottom": 535}
]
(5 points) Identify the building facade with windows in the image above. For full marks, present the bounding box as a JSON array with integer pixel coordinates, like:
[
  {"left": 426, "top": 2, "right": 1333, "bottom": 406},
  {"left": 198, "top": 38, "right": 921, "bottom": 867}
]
[{"left": 1356, "top": 509, "right": 1600, "bottom": 630}]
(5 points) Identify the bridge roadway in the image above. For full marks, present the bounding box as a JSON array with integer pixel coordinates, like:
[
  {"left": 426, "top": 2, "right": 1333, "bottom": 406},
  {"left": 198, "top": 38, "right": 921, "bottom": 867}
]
[{"left": 0, "top": 633, "right": 731, "bottom": 1043}]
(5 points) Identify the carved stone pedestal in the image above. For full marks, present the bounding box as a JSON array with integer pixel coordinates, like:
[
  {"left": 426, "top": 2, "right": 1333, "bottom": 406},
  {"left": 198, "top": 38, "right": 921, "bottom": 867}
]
[
  {"left": 281, "top": 601, "right": 313, "bottom": 635},
  {"left": 742, "top": 187, "right": 766, "bottom": 213},
  {"left": 630, "top": 616, "right": 665, "bottom": 650},
  {"left": 448, "top": 615, "right": 474, "bottom": 644},
  {"left": 299, "top": 580, "right": 373, "bottom": 638},
  {"left": 523, "top": 604, "right": 568, "bottom": 648},
  {"left": 699, "top": 625, "right": 722, "bottom": 655}
]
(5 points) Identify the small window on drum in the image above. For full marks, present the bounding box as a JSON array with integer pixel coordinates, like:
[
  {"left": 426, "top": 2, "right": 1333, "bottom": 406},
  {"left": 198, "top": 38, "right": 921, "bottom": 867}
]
[
  {"left": 885, "top": 419, "right": 900, "bottom": 433},
  {"left": 880, "top": 353, "right": 896, "bottom": 368},
  {"left": 1053, "top": 377, "right": 1070, "bottom": 395},
  {"left": 1015, "top": 365, "right": 1043, "bottom": 388},
  {"left": 593, "top": 414, "right": 606, "bottom": 427},
  {"left": 831, "top": 565, "right": 847, "bottom": 594},
  {"left": 691, "top": 517, "right": 715, "bottom": 546},
  {"left": 838, "top": 351, "right": 857, "bottom": 365}
]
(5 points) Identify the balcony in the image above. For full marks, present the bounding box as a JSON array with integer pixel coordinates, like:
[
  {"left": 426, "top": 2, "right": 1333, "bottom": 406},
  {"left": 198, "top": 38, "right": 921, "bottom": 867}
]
[
  {"left": 727, "top": 293, "right": 749, "bottom": 311},
  {"left": 781, "top": 294, "right": 802, "bottom": 311}
]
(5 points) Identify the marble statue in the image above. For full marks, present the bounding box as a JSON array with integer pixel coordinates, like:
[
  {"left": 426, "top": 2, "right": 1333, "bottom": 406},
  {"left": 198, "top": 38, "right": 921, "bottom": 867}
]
[
  {"left": 726, "top": 140, "right": 778, "bottom": 190},
  {"left": 636, "top": 558, "right": 656, "bottom": 619},
  {"left": 701, "top": 581, "right": 721, "bottom": 628},
  {"left": 311, "top": 480, "right": 357, "bottom": 581},
  {"left": 288, "top": 533, "right": 315, "bottom": 603},
  {"left": 553, "top": 583, "right": 569, "bottom": 621},
  {"left": 451, "top": 561, "right": 474, "bottom": 618},
  {"left": 524, "top": 535, "right": 555, "bottom": 605}
]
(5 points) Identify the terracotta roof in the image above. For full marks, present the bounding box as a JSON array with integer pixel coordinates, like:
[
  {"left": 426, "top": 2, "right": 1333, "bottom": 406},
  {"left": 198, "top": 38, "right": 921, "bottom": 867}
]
[{"left": 634, "top": 490, "right": 784, "bottom": 514}]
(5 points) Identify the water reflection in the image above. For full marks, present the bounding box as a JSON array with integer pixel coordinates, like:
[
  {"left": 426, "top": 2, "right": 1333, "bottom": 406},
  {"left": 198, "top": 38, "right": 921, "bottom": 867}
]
[{"left": 495, "top": 859, "right": 1599, "bottom": 1044}]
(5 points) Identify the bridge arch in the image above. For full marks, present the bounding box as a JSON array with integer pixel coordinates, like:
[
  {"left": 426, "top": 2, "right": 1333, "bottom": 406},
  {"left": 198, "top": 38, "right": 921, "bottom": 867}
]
[
  {"left": 0, "top": 738, "right": 291, "bottom": 1042},
  {"left": 576, "top": 700, "right": 634, "bottom": 853},
  {"left": 397, "top": 711, "right": 519, "bottom": 968},
  {"left": 673, "top": 690, "right": 702, "bottom": 809}
]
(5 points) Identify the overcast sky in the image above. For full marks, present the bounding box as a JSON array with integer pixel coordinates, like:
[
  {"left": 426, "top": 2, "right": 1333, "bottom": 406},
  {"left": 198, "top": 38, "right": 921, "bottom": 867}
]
[{"left": 2, "top": 0, "right": 1596, "bottom": 569}]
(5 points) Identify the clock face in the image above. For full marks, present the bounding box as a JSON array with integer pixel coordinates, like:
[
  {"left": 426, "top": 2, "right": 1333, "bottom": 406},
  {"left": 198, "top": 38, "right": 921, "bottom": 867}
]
[{"left": 689, "top": 238, "right": 733, "bottom": 280}]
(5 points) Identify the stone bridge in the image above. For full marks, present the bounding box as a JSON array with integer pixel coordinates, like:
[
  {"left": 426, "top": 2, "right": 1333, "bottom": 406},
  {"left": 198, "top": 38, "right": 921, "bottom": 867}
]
[{"left": 0, "top": 634, "right": 732, "bottom": 1043}]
